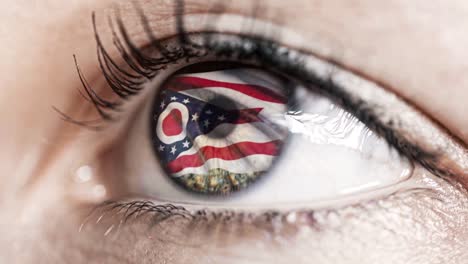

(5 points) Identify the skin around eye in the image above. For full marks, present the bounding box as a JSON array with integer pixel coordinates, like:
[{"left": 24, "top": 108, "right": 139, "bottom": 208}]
[{"left": 120, "top": 63, "right": 413, "bottom": 206}]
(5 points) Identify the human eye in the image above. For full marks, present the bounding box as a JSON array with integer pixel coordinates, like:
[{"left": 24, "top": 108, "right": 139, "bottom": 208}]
[
  {"left": 126, "top": 62, "right": 414, "bottom": 206},
  {"left": 67, "top": 2, "right": 468, "bottom": 259}
]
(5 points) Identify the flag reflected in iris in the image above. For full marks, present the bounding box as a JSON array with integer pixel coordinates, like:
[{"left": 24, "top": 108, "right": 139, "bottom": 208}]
[{"left": 152, "top": 68, "right": 289, "bottom": 195}]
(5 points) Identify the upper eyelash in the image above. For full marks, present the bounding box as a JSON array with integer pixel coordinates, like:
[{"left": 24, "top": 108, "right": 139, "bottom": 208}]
[{"left": 65, "top": 2, "right": 452, "bottom": 181}]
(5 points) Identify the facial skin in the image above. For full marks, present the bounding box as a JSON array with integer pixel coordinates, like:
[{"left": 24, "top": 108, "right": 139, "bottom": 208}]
[{"left": 0, "top": 0, "right": 467, "bottom": 263}]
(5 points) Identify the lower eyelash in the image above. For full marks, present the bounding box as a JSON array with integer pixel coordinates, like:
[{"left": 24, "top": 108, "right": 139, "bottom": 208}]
[
  {"left": 81, "top": 200, "right": 319, "bottom": 239},
  {"left": 79, "top": 183, "right": 441, "bottom": 244},
  {"left": 87, "top": 200, "right": 299, "bottom": 226}
]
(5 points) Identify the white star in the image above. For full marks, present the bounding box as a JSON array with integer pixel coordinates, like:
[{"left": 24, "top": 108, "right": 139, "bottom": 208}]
[
  {"left": 191, "top": 113, "right": 199, "bottom": 121},
  {"left": 183, "top": 98, "right": 190, "bottom": 104},
  {"left": 170, "top": 145, "right": 177, "bottom": 154},
  {"left": 203, "top": 119, "right": 211, "bottom": 127},
  {"left": 182, "top": 140, "right": 190, "bottom": 148},
  {"left": 170, "top": 96, "right": 177, "bottom": 101},
  {"left": 205, "top": 109, "right": 213, "bottom": 115},
  {"left": 158, "top": 145, "right": 165, "bottom": 151},
  {"left": 160, "top": 101, "right": 166, "bottom": 109},
  {"left": 217, "top": 115, "right": 226, "bottom": 121}
]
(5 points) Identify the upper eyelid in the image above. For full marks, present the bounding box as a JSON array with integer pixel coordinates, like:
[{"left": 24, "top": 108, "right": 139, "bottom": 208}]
[{"left": 71, "top": 8, "right": 467, "bottom": 186}]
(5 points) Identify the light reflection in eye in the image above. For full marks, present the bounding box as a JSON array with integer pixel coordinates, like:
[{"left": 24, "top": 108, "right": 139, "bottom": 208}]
[{"left": 146, "top": 64, "right": 413, "bottom": 202}]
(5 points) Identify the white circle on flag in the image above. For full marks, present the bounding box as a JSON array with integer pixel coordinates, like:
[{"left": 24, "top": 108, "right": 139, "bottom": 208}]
[{"left": 156, "top": 102, "right": 189, "bottom": 145}]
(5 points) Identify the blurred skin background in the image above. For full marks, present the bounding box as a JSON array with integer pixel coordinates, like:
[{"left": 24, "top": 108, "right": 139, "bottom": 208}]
[{"left": 0, "top": 0, "right": 467, "bottom": 263}]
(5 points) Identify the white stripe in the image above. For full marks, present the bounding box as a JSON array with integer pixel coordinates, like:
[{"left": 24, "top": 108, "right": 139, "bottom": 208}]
[
  {"left": 171, "top": 154, "right": 276, "bottom": 177},
  {"left": 179, "top": 87, "right": 286, "bottom": 115},
  {"left": 176, "top": 122, "right": 286, "bottom": 157}
]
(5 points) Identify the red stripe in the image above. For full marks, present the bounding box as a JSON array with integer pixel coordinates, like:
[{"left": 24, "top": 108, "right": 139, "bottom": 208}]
[
  {"left": 167, "top": 140, "right": 281, "bottom": 173},
  {"left": 168, "top": 76, "right": 287, "bottom": 104}
]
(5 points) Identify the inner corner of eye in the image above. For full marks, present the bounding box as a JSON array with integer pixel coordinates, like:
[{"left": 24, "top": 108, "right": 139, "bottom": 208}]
[{"left": 143, "top": 61, "right": 413, "bottom": 204}]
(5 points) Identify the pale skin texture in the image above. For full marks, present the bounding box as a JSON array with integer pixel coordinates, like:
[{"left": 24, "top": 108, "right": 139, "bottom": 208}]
[{"left": 0, "top": 0, "right": 468, "bottom": 263}]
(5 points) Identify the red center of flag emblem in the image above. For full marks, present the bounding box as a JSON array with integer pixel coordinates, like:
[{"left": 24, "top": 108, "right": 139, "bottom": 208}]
[{"left": 162, "top": 109, "right": 183, "bottom": 136}]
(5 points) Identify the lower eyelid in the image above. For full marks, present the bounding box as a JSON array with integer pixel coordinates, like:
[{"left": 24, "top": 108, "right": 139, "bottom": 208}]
[{"left": 78, "top": 177, "right": 459, "bottom": 257}]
